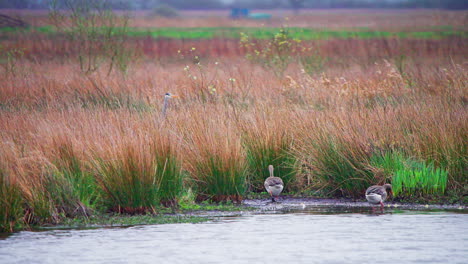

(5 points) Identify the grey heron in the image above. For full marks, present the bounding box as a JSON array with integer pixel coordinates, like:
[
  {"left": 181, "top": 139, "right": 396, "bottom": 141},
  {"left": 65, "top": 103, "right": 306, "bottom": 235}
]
[{"left": 162, "top": 92, "right": 178, "bottom": 117}]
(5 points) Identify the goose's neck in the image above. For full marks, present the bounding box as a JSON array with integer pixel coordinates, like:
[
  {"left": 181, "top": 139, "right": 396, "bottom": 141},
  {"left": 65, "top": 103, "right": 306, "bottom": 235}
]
[{"left": 268, "top": 165, "right": 274, "bottom": 177}]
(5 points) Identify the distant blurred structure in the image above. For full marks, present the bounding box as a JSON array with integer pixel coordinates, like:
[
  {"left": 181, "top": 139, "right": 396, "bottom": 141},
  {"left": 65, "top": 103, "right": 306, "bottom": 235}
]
[
  {"left": 230, "top": 8, "right": 272, "bottom": 20},
  {"left": 247, "top": 13, "right": 272, "bottom": 20},
  {"left": 230, "top": 8, "right": 249, "bottom": 19}
]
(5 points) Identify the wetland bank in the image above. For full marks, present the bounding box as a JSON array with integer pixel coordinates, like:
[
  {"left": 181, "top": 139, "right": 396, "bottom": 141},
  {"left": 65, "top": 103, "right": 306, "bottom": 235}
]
[
  {"left": 1, "top": 200, "right": 467, "bottom": 264},
  {"left": 0, "top": 5, "right": 467, "bottom": 235}
]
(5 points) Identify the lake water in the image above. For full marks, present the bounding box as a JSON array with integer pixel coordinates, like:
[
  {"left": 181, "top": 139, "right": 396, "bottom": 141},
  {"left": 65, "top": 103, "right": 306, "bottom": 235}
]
[{"left": 1, "top": 207, "right": 467, "bottom": 264}]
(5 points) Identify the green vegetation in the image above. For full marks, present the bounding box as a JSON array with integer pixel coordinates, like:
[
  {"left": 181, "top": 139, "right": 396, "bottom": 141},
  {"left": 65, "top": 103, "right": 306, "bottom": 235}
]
[
  {"left": 192, "top": 154, "right": 247, "bottom": 202},
  {"left": 53, "top": 214, "right": 210, "bottom": 229},
  {"left": 1, "top": 26, "right": 466, "bottom": 40},
  {"left": 371, "top": 152, "right": 448, "bottom": 198},
  {"left": 393, "top": 161, "right": 448, "bottom": 197},
  {"left": 304, "top": 135, "right": 374, "bottom": 197},
  {"left": 0, "top": 167, "right": 23, "bottom": 233},
  {"left": 186, "top": 121, "right": 248, "bottom": 203},
  {"left": 179, "top": 198, "right": 253, "bottom": 212},
  {"left": 243, "top": 119, "right": 299, "bottom": 192},
  {"left": 55, "top": 144, "right": 100, "bottom": 211},
  {"left": 93, "top": 139, "right": 183, "bottom": 214},
  {"left": 94, "top": 154, "right": 160, "bottom": 214}
]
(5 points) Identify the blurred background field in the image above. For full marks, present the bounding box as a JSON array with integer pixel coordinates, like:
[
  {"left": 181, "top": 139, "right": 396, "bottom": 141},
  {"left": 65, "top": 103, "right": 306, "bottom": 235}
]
[{"left": 3, "top": 7, "right": 467, "bottom": 29}]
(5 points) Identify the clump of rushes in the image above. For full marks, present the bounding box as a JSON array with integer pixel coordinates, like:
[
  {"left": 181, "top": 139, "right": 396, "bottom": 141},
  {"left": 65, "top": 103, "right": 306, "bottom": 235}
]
[
  {"left": 371, "top": 152, "right": 448, "bottom": 198},
  {"left": 0, "top": 144, "right": 58, "bottom": 227},
  {"left": 19, "top": 163, "right": 84, "bottom": 225},
  {"left": 42, "top": 169, "right": 86, "bottom": 218},
  {"left": 393, "top": 160, "right": 448, "bottom": 198},
  {"left": 92, "top": 133, "right": 183, "bottom": 214},
  {"left": 153, "top": 137, "right": 184, "bottom": 208},
  {"left": 298, "top": 126, "right": 375, "bottom": 198},
  {"left": 369, "top": 151, "right": 406, "bottom": 183},
  {"left": 242, "top": 115, "right": 298, "bottom": 192},
  {"left": 55, "top": 143, "right": 99, "bottom": 214},
  {"left": 186, "top": 117, "right": 247, "bottom": 203},
  {"left": 0, "top": 165, "right": 23, "bottom": 232}
]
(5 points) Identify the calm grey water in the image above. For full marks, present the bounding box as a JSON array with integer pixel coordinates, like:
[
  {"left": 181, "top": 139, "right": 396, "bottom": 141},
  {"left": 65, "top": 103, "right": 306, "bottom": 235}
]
[{"left": 0, "top": 209, "right": 467, "bottom": 264}]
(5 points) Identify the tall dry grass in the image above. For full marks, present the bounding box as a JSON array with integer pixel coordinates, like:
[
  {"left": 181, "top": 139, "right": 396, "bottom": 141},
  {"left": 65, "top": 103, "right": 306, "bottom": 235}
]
[{"left": 0, "top": 32, "right": 466, "bottom": 230}]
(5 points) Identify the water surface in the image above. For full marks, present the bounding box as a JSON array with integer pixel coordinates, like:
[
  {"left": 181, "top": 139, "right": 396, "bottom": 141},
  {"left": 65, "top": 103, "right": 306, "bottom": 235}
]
[{"left": 1, "top": 208, "right": 466, "bottom": 264}]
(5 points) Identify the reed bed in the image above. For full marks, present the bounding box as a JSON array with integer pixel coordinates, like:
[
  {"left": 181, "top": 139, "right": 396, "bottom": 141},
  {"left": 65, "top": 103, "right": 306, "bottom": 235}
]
[{"left": 0, "top": 27, "right": 466, "bottom": 231}]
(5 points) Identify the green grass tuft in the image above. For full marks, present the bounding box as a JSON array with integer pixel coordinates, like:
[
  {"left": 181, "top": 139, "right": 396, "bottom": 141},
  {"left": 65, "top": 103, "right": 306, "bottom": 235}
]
[
  {"left": 305, "top": 135, "right": 374, "bottom": 197},
  {"left": 154, "top": 151, "right": 184, "bottom": 207},
  {"left": 393, "top": 160, "right": 448, "bottom": 198},
  {"left": 371, "top": 152, "right": 448, "bottom": 198},
  {"left": 193, "top": 154, "right": 247, "bottom": 202},
  {"left": 55, "top": 144, "right": 100, "bottom": 211},
  {"left": 93, "top": 147, "right": 160, "bottom": 214},
  {"left": 0, "top": 167, "right": 23, "bottom": 232},
  {"left": 244, "top": 134, "right": 298, "bottom": 193},
  {"left": 92, "top": 137, "right": 183, "bottom": 213}
]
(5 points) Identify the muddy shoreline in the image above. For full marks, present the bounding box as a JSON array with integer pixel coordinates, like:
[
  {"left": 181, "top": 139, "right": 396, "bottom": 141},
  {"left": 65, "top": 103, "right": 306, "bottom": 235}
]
[
  {"left": 183, "top": 197, "right": 467, "bottom": 219},
  {"left": 8, "top": 197, "right": 466, "bottom": 233},
  {"left": 243, "top": 197, "right": 467, "bottom": 211}
]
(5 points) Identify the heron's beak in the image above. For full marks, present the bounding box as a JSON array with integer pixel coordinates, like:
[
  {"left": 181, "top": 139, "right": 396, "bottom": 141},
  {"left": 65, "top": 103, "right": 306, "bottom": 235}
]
[{"left": 171, "top": 95, "right": 179, "bottom": 98}]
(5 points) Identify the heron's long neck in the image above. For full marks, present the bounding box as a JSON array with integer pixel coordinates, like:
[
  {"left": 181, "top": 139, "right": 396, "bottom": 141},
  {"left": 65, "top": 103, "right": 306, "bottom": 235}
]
[{"left": 162, "top": 97, "right": 169, "bottom": 116}]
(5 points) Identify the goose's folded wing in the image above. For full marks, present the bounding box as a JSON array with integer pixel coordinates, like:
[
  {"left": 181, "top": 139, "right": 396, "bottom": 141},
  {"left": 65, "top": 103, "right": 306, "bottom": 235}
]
[
  {"left": 365, "top": 185, "right": 386, "bottom": 196},
  {"left": 266, "top": 177, "right": 284, "bottom": 186}
]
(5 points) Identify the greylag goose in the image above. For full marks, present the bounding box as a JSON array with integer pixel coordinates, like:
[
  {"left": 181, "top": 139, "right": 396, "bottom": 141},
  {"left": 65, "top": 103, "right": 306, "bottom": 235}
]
[
  {"left": 365, "top": 184, "right": 392, "bottom": 209},
  {"left": 264, "top": 165, "right": 284, "bottom": 202}
]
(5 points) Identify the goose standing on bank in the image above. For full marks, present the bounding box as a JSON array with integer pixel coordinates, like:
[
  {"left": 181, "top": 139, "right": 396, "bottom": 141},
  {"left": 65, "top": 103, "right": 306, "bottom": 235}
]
[
  {"left": 365, "top": 184, "right": 392, "bottom": 210},
  {"left": 264, "top": 165, "right": 284, "bottom": 202}
]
